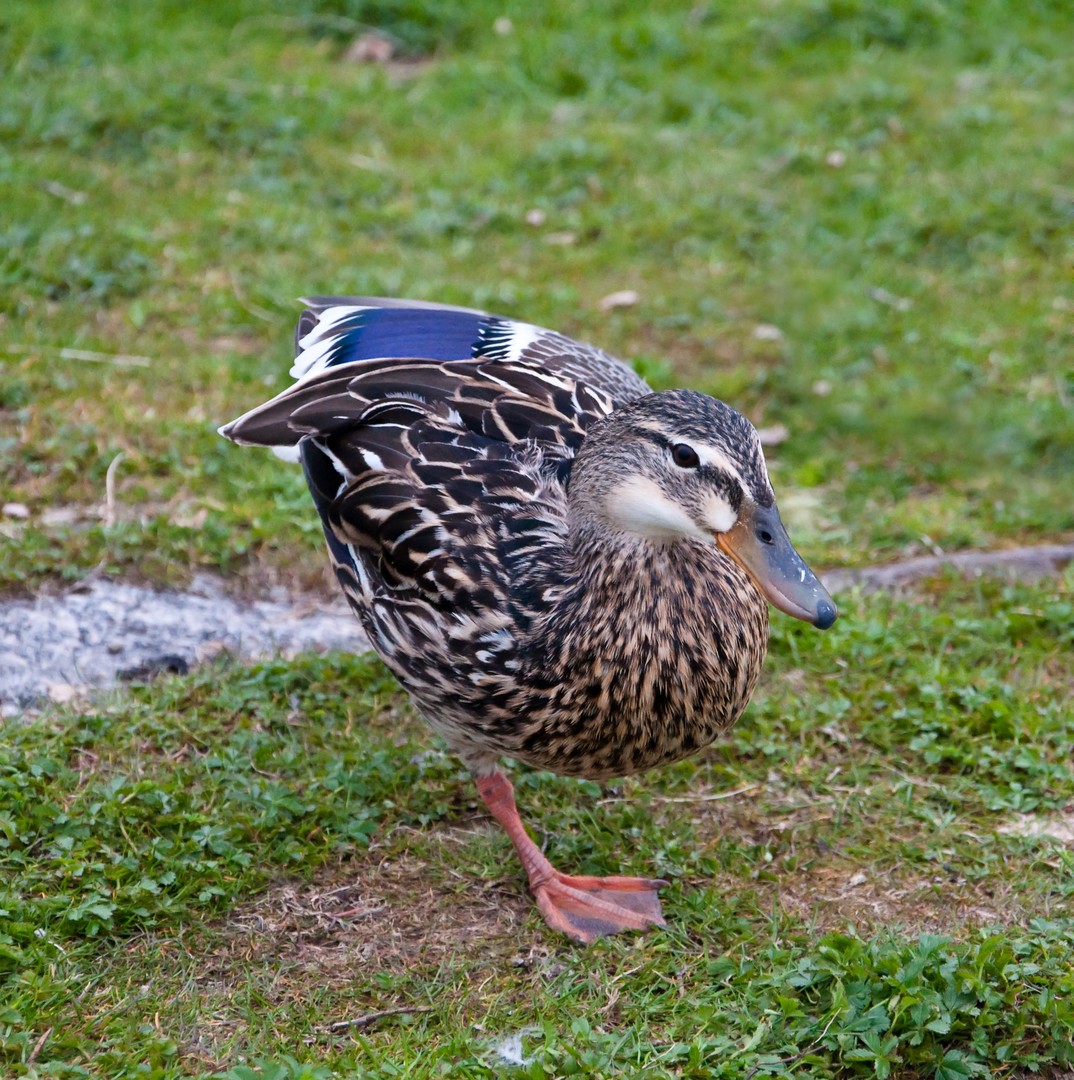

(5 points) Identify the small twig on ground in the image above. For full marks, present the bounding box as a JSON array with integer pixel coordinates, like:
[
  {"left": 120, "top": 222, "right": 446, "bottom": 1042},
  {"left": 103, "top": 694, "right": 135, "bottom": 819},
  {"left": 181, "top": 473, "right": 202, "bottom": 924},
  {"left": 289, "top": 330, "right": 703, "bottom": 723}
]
[
  {"left": 87, "top": 989, "right": 152, "bottom": 1030},
  {"left": 104, "top": 452, "right": 126, "bottom": 528},
  {"left": 228, "top": 269, "right": 277, "bottom": 323},
  {"left": 331, "top": 904, "right": 387, "bottom": 919},
  {"left": 42, "top": 180, "right": 88, "bottom": 205},
  {"left": 27, "top": 1027, "right": 52, "bottom": 1064},
  {"left": 744, "top": 1011, "right": 838, "bottom": 1080},
  {"left": 324, "top": 1006, "right": 434, "bottom": 1033},
  {"left": 3, "top": 343, "right": 151, "bottom": 367},
  {"left": 651, "top": 783, "right": 759, "bottom": 804},
  {"left": 229, "top": 12, "right": 367, "bottom": 44}
]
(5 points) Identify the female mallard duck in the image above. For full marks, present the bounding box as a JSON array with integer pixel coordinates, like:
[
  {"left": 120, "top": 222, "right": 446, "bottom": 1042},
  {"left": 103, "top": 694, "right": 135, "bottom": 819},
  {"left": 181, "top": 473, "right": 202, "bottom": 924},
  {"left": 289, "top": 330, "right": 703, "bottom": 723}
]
[{"left": 222, "top": 297, "right": 835, "bottom": 944}]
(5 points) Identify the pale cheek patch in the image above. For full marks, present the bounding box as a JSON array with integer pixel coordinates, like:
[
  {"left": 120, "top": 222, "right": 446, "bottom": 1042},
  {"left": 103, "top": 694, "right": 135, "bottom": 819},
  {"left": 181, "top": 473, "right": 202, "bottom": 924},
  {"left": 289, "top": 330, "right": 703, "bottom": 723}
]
[
  {"left": 703, "top": 494, "right": 737, "bottom": 534},
  {"left": 605, "top": 476, "right": 707, "bottom": 541}
]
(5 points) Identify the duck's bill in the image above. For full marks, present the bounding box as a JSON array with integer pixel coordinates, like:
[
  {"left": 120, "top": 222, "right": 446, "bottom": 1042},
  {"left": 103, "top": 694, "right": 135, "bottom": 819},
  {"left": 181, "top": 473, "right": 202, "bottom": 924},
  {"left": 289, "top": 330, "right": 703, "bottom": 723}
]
[{"left": 716, "top": 505, "right": 837, "bottom": 629}]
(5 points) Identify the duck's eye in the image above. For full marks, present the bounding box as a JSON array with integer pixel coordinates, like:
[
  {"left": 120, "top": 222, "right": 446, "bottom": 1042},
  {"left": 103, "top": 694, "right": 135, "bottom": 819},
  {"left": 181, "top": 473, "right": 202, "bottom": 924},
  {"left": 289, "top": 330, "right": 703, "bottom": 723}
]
[{"left": 671, "top": 443, "right": 700, "bottom": 469}]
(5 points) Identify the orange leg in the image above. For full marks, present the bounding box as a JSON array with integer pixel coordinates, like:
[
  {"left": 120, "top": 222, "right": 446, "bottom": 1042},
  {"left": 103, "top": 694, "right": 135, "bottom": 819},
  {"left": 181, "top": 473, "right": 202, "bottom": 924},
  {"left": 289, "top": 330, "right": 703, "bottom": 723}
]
[{"left": 475, "top": 770, "right": 666, "bottom": 944}]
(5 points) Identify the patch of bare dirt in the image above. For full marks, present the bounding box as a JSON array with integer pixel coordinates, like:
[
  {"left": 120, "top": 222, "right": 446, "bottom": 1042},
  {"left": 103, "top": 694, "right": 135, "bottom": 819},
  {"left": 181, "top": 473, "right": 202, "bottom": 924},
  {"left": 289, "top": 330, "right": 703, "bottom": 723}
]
[
  {"left": 650, "top": 783, "right": 1062, "bottom": 937},
  {"left": 162, "top": 825, "right": 559, "bottom": 1057},
  {"left": 118, "top": 830, "right": 512, "bottom": 1062},
  {"left": 774, "top": 862, "right": 1021, "bottom": 935},
  {"left": 219, "top": 827, "right": 528, "bottom": 986}
]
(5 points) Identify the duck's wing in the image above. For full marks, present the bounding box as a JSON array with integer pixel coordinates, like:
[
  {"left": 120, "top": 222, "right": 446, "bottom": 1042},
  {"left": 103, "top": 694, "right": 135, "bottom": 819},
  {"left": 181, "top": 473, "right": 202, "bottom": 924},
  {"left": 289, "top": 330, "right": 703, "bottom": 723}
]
[
  {"left": 221, "top": 355, "right": 614, "bottom": 455},
  {"left": 221, "top": 357, "right": 613, "bottom": 624},
  {"left": 289, "top": 296, "right": 650, "bottom": 409}
]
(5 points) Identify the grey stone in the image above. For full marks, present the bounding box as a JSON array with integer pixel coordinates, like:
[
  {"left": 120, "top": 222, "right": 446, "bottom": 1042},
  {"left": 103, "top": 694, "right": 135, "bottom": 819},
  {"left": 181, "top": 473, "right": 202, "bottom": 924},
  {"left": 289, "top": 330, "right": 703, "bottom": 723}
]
[{"left": 0, "top": 575, "right": 367, "bottom": 715}]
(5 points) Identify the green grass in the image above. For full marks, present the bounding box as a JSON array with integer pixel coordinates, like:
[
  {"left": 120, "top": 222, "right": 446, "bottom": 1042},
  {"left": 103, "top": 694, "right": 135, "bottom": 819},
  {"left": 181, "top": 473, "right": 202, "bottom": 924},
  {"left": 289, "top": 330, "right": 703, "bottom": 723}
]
[
  {"left": 2, "top": 0, "right": 1074, "bottom": 1076},
  {"left": 2, "top": 576, "right": 1074, "bottom": 1076}
]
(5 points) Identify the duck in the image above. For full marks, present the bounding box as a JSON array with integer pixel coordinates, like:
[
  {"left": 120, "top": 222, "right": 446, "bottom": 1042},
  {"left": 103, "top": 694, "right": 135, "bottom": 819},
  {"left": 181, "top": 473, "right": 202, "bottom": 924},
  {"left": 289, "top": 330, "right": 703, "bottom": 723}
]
[{"left": 221, "top": 296, "right": 836, "bottom": 944}]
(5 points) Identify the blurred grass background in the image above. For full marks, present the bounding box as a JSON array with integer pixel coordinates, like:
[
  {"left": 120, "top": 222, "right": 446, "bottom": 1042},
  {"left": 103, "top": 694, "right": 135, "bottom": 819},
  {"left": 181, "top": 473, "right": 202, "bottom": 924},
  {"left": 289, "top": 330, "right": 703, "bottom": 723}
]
[{"left": 2, "top": 0, "right": 1071, "bottom": 593}]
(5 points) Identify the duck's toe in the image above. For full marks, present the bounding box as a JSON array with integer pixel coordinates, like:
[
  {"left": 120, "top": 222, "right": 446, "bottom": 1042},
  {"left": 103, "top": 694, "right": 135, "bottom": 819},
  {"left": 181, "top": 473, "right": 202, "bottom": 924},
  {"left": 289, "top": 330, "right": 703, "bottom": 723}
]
[{"left": 532, "top": 872, "right": 666, "bottom": 944}]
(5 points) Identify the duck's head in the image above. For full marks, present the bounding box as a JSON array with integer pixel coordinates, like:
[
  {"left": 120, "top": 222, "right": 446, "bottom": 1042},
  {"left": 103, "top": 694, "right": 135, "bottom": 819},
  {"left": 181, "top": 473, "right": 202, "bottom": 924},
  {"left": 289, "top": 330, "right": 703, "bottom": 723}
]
[{"left": 570, "top": 388, "right": 837, "bottom": 629}]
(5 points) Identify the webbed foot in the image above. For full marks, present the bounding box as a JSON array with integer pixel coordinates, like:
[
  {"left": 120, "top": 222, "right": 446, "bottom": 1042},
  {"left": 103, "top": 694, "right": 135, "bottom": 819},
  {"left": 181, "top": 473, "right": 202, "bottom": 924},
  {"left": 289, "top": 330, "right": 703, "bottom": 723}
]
[
  {"left": 532, "top": 870, "right": 666, "bottom": 943},
  {"left": 475, "top": 770, "right": 668, "bottom": 945}
]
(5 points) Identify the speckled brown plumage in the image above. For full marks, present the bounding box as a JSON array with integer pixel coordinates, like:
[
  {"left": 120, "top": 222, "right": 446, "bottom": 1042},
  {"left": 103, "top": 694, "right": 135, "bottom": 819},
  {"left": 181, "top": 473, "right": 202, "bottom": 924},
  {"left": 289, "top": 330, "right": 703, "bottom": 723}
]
[{"left": 221, "top": 297, "right": 835, "bottom": 943}]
